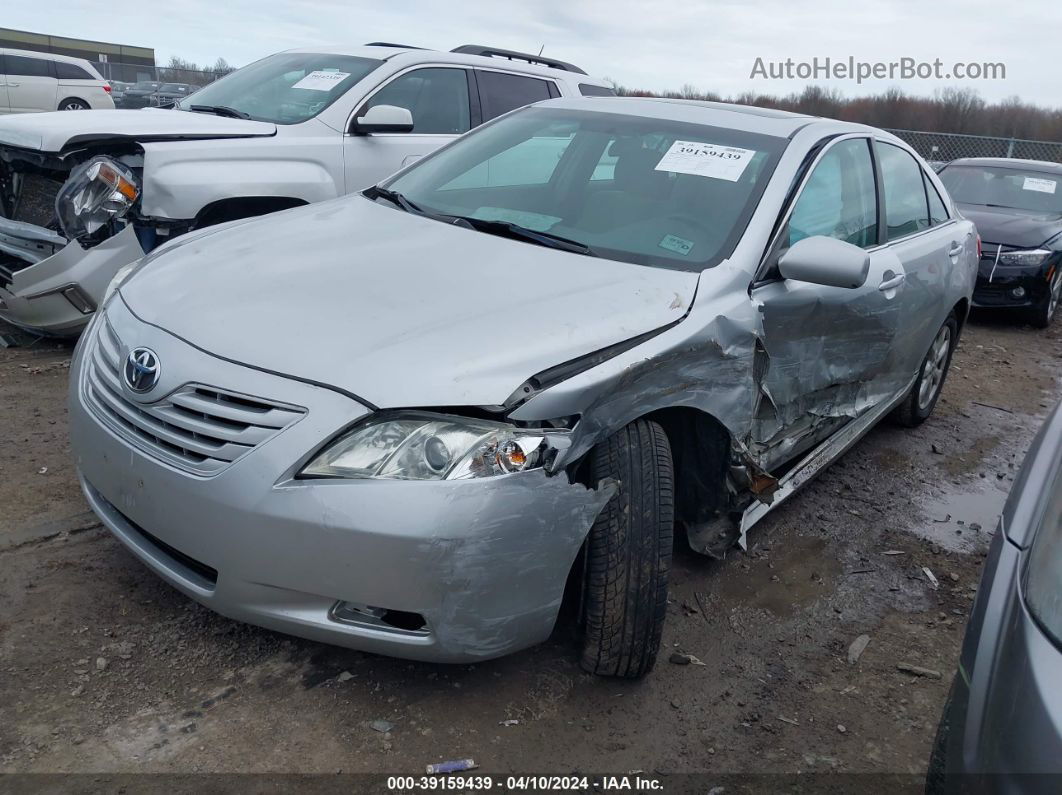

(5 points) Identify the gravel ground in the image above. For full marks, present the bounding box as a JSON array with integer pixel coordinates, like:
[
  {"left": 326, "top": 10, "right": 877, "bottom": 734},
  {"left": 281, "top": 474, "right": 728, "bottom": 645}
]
[{"left": 1, "top": 312, "right": 1060, "bottom": 782}]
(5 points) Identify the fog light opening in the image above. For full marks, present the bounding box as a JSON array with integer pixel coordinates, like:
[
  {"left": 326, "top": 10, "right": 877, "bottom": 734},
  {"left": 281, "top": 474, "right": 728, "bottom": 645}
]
[
  {"left": 61, "top": 285, "right": 96, "bottom": 315},
  {"left": 1011, "top": 286, "right": 1026, "bottom": 299},
  {"left": 331, "top": 600, "right": 428, "bottom": 634}
]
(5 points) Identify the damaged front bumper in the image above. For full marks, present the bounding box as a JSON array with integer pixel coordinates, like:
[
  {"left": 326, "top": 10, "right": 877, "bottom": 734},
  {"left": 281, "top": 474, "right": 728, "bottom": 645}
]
[
  {"left": 0, "top": 221, "right": 143, "bottom": 336},
  {"left": 69, "top": 300, "right": 616, "bottom": 663}
]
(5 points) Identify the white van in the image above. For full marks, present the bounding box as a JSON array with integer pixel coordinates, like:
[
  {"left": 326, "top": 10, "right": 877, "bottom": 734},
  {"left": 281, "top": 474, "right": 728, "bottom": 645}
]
[{"left": 0, "top": 47, "right": 115, "bottom": 113}]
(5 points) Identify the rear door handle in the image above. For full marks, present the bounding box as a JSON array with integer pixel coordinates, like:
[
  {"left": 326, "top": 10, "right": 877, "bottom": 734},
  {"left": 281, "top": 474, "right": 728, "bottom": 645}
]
[
  {"left": 879, "top": 273, "right": 905, "bottom": 292},
  {"left": 948, "top": 242, "right": 963, "bottom": 257}
]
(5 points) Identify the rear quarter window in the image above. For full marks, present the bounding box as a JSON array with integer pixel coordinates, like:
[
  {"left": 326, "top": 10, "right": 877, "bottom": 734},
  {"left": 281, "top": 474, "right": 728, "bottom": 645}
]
[
  {"left": 55, "top": 62, "right": 94, "bottom": 80},
  {"left": 579, "top": 83, "right": 616, "bottom": 97}
]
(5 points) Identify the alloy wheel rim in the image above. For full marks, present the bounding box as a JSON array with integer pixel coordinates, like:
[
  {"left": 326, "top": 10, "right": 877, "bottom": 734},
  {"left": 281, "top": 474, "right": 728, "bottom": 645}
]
[{"left": 918, "top": 326, "right": 952, "bottom": 411}]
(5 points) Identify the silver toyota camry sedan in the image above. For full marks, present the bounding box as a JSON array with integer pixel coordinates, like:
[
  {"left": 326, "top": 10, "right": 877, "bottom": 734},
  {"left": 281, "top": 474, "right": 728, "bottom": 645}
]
[{"left": 69, "top": 97, "right": 977, "bottom": 677}]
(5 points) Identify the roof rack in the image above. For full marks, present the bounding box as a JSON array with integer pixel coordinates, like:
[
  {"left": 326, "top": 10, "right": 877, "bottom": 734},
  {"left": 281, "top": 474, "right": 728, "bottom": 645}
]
[
  {"left": 450, "top": 45, "right": 587, "bottom": 75},
  {"left": 364, "top": 42, "right": 425, "bottom": 49}
]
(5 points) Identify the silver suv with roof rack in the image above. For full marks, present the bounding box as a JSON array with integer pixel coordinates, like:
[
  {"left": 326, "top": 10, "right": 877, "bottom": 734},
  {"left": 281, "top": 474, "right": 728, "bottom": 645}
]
[{"left": 0, "top": 43, "right": 612, "bottom": 336}]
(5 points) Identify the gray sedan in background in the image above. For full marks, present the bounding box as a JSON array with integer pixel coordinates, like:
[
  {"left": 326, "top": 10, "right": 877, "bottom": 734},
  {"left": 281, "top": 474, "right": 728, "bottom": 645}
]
[
  {"left": 928, "top": 399, "right": 1062, "bottom": 790},
  {"left": 69, "top": 98, "right": 976, "bottom": 677}
]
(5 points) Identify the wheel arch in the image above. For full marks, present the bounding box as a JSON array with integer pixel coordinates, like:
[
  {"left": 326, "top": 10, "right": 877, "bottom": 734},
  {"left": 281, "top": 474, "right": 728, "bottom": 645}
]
[{"left": 194, "top": 196, "right": 309, "bottom": 228}]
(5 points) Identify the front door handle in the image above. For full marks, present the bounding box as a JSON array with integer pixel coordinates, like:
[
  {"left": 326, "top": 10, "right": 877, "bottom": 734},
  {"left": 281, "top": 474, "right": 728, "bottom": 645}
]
[{"left": 879, "top": 273, "right": 905, "bottom": 292}]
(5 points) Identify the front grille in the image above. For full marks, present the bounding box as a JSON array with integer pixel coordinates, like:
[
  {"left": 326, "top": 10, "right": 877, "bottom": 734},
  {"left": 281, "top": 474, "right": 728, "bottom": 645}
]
[{"left": 83, "top": 318, "right": 305, "bottom": 475}]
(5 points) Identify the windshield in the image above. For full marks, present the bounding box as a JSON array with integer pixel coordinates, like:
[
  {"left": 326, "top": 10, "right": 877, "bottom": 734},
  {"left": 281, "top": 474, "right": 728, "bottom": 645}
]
[
  {"left": 940, "top": 164, "right": 1062, "bottom": 214},
  {"left": 383, "top": 107, "right": 785, "bottom": 271},
  {"left": 177, "top": 52, "right": 382, "bottom": 124}
]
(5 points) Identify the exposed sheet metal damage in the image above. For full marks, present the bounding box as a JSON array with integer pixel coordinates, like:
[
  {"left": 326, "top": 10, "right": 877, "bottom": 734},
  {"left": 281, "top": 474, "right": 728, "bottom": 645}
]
[
  {"left": 425, "top": 473, "right": 618, "bottom": 657},
  {"left": 507, "top": 260, "right": 904, "bottom": 558}
]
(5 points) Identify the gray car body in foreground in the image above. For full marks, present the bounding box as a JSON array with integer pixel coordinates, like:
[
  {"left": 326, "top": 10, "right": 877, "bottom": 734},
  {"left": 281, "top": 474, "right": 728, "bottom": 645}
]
[
  {"left": 929, "top": 400, "right": 1062, "bottom": 791},
  {"left": 69, "top": 98, "right": 977, "bottom": 662}
]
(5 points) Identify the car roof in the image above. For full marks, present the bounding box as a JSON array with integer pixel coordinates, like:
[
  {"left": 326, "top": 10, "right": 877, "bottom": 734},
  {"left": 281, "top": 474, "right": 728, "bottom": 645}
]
[
  {"left": 532, "top": 96, "right": 878, "bottom": 139},
  {"left": 946, "top": 157, "right": 1062, "bottom": 174},
  {"left": 278, "top": 45, "right": 611, "bottom": 86},
  {"left": 1, "top": 46, "right": 96, "bottom": 70}
]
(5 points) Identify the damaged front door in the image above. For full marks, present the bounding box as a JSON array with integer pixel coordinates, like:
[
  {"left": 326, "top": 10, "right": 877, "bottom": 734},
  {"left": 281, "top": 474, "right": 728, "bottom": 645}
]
[{"left": 750, "top": 135, "right": 902, "bottom": 468}]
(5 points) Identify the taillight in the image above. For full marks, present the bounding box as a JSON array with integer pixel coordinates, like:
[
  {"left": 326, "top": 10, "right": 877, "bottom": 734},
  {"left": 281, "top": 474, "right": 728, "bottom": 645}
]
[{"left": 102, "top": 84, "right": 112, "bottom": 93}]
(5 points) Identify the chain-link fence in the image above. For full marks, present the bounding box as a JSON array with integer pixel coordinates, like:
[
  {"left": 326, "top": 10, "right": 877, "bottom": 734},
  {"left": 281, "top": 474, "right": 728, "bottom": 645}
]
[
  {"left": 884, "top": 129, "right": 1062, "bottom": 165},
  {"left": 95, "top": 61, "right": 228, "bottom": 88}
]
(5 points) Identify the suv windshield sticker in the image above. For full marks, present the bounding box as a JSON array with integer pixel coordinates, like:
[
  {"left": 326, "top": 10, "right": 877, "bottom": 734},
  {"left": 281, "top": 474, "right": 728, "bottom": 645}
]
[
  {"left": 655, "top": 141, "right": 756, "bottom": 182},
  {"left": 292, "top": 70, "right": 351, "bottom": 91},
  {"left": 1023, "top": 177, "right": 1058, "bottom": 194},
  {"left": 471, "top": 207, "right": 562, "bottom": 231},
  {"left": 659, "top": 234, "right": 695, "bottom": 256}
]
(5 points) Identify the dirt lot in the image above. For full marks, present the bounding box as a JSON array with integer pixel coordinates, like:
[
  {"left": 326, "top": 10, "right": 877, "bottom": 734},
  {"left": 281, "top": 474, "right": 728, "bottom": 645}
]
[{"left": 1, "top": 312, "right": 1060, "bottom": 784}]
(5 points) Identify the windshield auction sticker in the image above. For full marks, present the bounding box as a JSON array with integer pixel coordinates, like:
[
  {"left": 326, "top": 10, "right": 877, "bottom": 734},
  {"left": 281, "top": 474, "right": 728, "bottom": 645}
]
[
  {"left": 655, "top": 140, "right": 756, "bottom": 181},
  {"left": 1023, "top": 176, "right": 1057, "bottom": 194},
  {"left": 292, "top": 70, "right": 351, "bottom": 91}
]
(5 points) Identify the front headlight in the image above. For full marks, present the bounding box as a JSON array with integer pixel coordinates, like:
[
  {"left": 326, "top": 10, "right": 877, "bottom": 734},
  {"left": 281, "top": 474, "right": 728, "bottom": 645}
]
[
  {"left": 1024, "top": 496, "right": 1062, "bottom": 647},
  {"left": 102, "top": 260, "right": 139, "bottom": 304},
  {"left": 998, "top": 248, "right": 1052, "bottom": 267},
  {"left": 300, "top": 412, "right": 567, "bottom": 481},
  {"left": 56, "top": 156, "right": 140, "bottom": 241}
]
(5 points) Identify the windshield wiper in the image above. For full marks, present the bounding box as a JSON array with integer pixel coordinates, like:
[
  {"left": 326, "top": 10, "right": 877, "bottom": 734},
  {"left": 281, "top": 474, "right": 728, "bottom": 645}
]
[
  {"left": 450, "top": 216, "right": 596, "bottom": 257},
  {"left": 365, "top": 185, "right": 426, "bottom": 215},
  {"left": 189, "top": 104, "right": 251, "bottom": 119}
]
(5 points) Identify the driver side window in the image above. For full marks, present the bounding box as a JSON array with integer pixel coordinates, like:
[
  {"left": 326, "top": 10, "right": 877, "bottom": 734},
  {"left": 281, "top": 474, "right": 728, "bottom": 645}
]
[
  {"left": 788, "top": 138, "right": 878, "bottom": 249},
  {"left": 362, "top": 68, "right": 471, "bottom": 135}
]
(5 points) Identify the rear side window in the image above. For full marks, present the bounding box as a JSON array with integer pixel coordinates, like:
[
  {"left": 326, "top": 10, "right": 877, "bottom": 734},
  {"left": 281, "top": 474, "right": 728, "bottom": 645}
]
[
  {"left": 926, "top": 177, "right": 950, "bottom": 225},
  {"left": 579, "top": 83, "right": 616, "bottom": 97},
  {"left": 879, "top": 143, "right": 931, "bottom": 241},
  {"left": 477, "top": 71, "right": 554, "bottom": 121},
  {"left": 55, "top": 62, "right": 94, "bottom": 80},
  {"left": 788, "top": 138, "right": 878, "bottom": 249},
  {"left": 6, "top": 55, "right": 54, "bottom": 78},
  {"left": 364, "top": 68, "right": 471, "bottom": 134}
]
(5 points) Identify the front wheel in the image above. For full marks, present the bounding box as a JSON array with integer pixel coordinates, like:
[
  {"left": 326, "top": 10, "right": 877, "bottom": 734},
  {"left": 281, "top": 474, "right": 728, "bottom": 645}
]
[
  {"left": 579, "top": 419, "right": 673, "bottom": 679},
  {"left": 893, "top": 315, "right": 958, "bottom": 427},
  {"left": 1027, "top": 268, "right": 1062, "bottom": 329}
]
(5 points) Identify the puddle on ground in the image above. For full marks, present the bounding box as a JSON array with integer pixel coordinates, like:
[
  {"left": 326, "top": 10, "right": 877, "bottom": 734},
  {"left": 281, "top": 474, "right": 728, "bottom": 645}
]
[
  {"left": 911, "top": 482, "right": 1010, "bottom": 553},
  {"left": 713, "top": 536, "right": 840, "bottom": 617}
]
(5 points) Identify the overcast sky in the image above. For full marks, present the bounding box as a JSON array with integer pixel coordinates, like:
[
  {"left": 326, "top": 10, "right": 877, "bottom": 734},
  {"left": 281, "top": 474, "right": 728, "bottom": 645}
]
[{"left": 7, "top": 0, "right": 1061, "bottom": 105}]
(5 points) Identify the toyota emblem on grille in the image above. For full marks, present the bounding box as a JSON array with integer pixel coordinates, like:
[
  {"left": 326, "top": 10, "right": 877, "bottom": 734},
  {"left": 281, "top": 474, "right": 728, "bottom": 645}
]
[{"left": 124, "top": 347, "right": 160, "bottom": 393}]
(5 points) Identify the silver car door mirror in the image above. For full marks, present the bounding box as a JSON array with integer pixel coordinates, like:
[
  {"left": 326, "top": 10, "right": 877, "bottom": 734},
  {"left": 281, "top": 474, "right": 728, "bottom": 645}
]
[
  {"left": 777, "top": 235, "right": 871, "bottom": 289},
  {"left": 351, "top": 104, "right": 414, "bottom": 135}
]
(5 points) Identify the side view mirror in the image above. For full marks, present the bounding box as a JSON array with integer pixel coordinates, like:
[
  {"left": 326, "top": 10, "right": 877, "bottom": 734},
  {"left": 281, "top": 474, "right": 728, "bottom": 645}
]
[
  {"left": 777, "top": 235, "right": 870, "bottom": 289},
  {"left": 351, "top": 104, "right": 414, "bottom": 135}
]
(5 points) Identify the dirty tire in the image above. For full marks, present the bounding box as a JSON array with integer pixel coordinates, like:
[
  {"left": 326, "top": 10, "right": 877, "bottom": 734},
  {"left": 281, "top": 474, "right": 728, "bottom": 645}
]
[
  {"left": 925, "top": 676, "right": 957, "bottom": 794},
  {"left": 580, "top": 419, "right": 673, "bottom": 679},
  {"left": 894, "top": 315, "right": 958, "bottom": 428},
  {"left": 58, "top": 98, "right": 89, "bottom": 111}
]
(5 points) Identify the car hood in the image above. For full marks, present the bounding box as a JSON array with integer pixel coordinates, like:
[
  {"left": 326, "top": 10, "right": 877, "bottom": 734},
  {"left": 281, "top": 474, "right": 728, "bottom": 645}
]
[
  {"left": 121, "top": 197, "right": 699, "bottom": 409},
  {"left": 0, "top": 109, "right": 276, "bottom": 152},
  {"left": 957, "top": 203, "right": 1062, "bottom": 249}
]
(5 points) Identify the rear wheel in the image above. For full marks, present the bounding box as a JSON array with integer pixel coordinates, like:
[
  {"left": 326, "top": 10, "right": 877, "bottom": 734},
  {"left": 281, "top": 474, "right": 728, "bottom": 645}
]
[
  {"left": 579, "top": 419, "right": 673, "bottom": 679},
  {"left": 58, "top": 98, "right": 89, "bottom": 111},
  {"left": 894, "top": 315, "right": 958, "bottom": 427},
  {"left": 1027, "top": 269, "right": 1062, "bottom": 329}
]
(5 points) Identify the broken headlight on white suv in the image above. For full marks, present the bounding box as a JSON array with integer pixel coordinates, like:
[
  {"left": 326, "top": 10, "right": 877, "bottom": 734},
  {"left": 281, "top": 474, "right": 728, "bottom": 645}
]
[
  {"left": 56, "top": 156, "right": 140, "bottom": 241},
  {"left": 300, "top": 412, "right": 568, "bottom": 481}
]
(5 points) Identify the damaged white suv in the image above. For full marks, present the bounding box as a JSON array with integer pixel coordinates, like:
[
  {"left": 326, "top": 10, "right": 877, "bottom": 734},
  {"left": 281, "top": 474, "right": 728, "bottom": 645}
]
[{"left": 0, "top": 44, "right": 612, "bottom": 335}]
